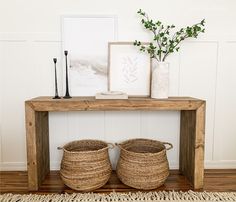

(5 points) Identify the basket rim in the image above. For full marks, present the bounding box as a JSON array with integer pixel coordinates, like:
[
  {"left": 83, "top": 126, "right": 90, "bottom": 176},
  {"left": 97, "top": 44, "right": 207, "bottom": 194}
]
[
  {"left": 59, "top": 139, "right": 111, "bottom": 154},
  {"left": 116, "top": 138, "right": 172, "bottom": 156}
]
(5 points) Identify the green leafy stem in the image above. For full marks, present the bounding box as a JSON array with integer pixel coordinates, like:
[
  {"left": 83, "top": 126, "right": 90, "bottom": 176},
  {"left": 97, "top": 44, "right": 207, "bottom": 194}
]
[{"left": 134, "top": 9, "right": 206, "bottom": 62}]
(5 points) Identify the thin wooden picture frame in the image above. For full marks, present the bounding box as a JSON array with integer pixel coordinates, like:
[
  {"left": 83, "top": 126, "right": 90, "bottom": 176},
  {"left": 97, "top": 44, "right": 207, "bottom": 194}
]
[{"left": 108, "top": 42, "right": 151, "bottom": 97}]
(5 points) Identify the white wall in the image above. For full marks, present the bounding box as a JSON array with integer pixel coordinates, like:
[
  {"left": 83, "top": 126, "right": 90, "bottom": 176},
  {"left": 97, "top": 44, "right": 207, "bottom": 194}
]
[{"left": 0, "top": 0, "right": 236, "bottom": 170}]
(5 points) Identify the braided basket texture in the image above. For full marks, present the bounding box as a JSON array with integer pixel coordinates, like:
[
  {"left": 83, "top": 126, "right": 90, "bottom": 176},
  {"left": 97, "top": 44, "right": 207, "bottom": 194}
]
[
  {"left": 59, "top": 140, "right": 112, "bottom": 191},
  {"left": 116, "top": 138, "right": 173, "bottom": 190}
]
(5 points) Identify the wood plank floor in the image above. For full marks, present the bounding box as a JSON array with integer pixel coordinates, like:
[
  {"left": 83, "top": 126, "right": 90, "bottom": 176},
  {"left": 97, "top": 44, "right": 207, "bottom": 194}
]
[{"left": 0, "top": 170, "right": 236, "bottom": 194}]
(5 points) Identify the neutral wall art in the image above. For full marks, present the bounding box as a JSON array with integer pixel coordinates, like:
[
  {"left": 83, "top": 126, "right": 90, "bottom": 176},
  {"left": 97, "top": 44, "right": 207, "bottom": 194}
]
[
  {"left": 62, "top": 15, "right": 117, "bottom": 96},
  {"left": 108, "top": 42, "right": 151, "bottom": 97}
]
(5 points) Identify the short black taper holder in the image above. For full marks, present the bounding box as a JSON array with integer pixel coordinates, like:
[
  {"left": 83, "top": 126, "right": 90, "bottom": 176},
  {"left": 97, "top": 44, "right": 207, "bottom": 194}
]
[
  {"left": 53, "top": 58, "right": 61, "bottom": 99},
  {"left": 63, "top": 50, "right": 72, "bottom": 99}
]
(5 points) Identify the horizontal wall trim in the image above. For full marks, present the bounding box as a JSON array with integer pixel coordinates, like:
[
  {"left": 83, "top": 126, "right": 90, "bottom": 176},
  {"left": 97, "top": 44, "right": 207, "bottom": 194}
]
[
  {"left": 0, "top": 32, "right": 236, "bottom": 43},
  {"left": 0, "top": 40, "right": 27, "bottom": 42},
  {"left": 0, "top": 39, "right": 220, "bottom": 44},
  {"left": 1, "top": 39, "right": 235, "bottom": 44},
  {"left": 0, "top": 32, "right": 61, "bottom": 42},
  {"left": 1, "top": 160, "right": 236, "bottom": 171},
  {"left": 33, "top": 40, "right": 61, "bottom": 43},
  {"left": 184, "top": 40, "right": 218, "bottom": 44},
  {"left": 0, "top": 39, "right": 60, "bottom": 43}
]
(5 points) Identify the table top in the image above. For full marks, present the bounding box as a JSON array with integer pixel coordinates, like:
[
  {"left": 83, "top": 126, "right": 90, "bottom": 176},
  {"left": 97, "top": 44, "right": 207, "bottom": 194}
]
[{"left": 25, "top": 96, "right": 205, "bottom": 111}]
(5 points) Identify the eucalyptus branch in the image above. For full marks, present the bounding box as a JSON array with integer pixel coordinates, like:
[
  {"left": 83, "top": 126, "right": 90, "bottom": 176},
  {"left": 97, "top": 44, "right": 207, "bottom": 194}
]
[
  {"left": 163, "top": 33, "right": 188, "bottom": 61},
  {"left": 139, "top": 10, "right": 163, "bottom": 61},
  {"left": 134, "top": 9, "right": 206, "bottom": 62}
]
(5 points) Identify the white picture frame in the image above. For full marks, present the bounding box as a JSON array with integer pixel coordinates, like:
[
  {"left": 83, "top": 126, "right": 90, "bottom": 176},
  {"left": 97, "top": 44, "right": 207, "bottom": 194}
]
[
  {"left": 108, "top": 42, "right": 151, "bottom": 97},
  {"left": 62, "top": 15, "right": 118, "bottom": 96}
]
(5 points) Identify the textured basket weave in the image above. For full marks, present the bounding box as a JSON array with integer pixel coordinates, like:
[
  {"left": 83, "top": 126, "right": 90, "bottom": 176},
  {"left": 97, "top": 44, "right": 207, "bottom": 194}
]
[
  {"left": 116, "top": 138, "right": 173, "bottom": 190},
  {"left": 59, "top": 140, "right": 113, "bottom": 191}
]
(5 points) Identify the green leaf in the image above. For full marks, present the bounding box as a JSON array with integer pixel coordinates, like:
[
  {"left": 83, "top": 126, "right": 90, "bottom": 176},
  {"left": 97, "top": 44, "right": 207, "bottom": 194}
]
[
  {"left": 156, "top": 21, "right": 161, "bottom": 26},
  {"left": 201, "top": 19, "right": 205, "bottom": 26}
]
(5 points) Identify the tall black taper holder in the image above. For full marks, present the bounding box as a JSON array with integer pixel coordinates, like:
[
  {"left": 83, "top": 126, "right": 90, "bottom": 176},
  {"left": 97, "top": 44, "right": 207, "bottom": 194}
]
[
  {"left": 53, "top": 58, "right": 61, "bottom": 99},
  {"left": 63, "top": 50, "right": 72, "bottom": 99}
]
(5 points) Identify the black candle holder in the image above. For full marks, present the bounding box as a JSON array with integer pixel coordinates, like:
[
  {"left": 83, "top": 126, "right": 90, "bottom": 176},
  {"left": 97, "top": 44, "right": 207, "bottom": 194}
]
[
  {"left": 63, "top": 50, "right": 72, "bottom": 99},
  {"left": 53, "top": 58, "right": 61, "bottom": 99}
]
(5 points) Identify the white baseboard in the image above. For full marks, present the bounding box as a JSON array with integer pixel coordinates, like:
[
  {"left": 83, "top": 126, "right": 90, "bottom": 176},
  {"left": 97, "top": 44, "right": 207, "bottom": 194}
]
[
  {"left": 1, "top": 160, "right": 236, "bottom": 171},
  {"left": 205, "top": 160, "right": 236, "bottom": 169},
  {"left": 50, "top": 161, "right": 60, "bottom": 170},
  {"left": 0, "top": 162, "right": 27, "bottom": 171}
]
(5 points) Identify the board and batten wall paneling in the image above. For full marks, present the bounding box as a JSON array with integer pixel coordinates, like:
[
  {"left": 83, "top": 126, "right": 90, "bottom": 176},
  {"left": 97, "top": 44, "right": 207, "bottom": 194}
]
[
  {"left": 30, "top": 41, "right": 62, "bottom": 97},
  {"left": 0, "top": 41, "right": 29, "bottom": 166},
  {"left": 141, "top": 111, "right": 180, "bottom": 168},
  {"left": 67, "top": 112, "right": 106, "bottom": 141},
  {"left": 1, "top": 0, "right": 236, "bottom": 170},
  {"left": 213, "top": 41, "right": 236, "bottom": 164},
  {"left": 179, "top": 41, "right": 218, "bottom": 162},
  {"left": 0, "top": 41, "right": 3, "bottom": 164},
  {"left": 30, "top": 39, "right": 63, "bottom": 170},
  {"left": 104, "top": 111, "right": 142, "bottom": 169},
  {"left": 49, "top": 111, "right": 181, "bottom": 170},
  {"left": 49, "top": 112, "right": 68, "bottom": 170},
  {"left": 0, "top": 38, "right": 62, "bottom": 170}
]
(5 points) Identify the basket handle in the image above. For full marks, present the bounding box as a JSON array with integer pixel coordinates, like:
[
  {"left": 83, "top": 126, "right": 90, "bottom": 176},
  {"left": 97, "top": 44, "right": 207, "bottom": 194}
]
[
  {"left": 115, "top": 143, "right": 127, "bottom": 152},
  {"left": 163, "top": 142, "right": 173, "bottom": 151},
  {"left": 115, "top": 143, "right": 121, "bottom": 148},
  {"left": 107, "top": 143, "right": 115, "bottom": 149}
]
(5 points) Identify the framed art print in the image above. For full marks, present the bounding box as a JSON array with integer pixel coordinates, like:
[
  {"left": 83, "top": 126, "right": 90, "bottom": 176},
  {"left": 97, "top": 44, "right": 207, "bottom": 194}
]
[
  {"left": 108, "top": 42, "right": 151, "bottom": 97},
  {"left": 62, "top": 15, "right": 117, "bottom": 96}
]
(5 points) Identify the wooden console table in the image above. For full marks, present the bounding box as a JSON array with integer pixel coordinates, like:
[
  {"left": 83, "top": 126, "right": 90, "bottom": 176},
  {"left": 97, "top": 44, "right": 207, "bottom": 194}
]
[{"left": 25, "top": 97, "right": 205, "bottom": 191}]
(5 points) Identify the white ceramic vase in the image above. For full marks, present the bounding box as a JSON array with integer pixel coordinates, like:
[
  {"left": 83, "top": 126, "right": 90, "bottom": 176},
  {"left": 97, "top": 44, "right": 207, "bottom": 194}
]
[{"left": 151, "top": 61, "right": 169, "bottom": 99}]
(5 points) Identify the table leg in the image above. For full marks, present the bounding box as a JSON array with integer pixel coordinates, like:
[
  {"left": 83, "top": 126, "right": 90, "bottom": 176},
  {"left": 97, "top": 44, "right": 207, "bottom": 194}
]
[
  {"left": 180, "top": 102, "right": 205, "bottom": 189},
  {"left": 25, "top": 103, "right": 50, "bottom": 191}
]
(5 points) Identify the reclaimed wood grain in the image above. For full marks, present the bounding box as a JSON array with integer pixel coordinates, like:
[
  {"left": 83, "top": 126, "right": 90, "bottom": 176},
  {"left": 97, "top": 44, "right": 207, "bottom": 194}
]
[
  {"left": 26, "top": 97, "right": 204, "bottom": 112},
  {"left": 25, "top": 96, "right": 206, "bottom": 190},
  {"left": 194, "top": 103, "right": 206, "bottom": 189},
  {"left": 179, "top": 102, "right": 206, "bottom": 189},
  {"left": 25, "top": 102, "right": 50, "bottom": 191},
  {"left": 179, "top": 109, "right": 195, "bottom": 185},
  {"left": 25, "top": 103, "right": 38, "bottom": 190}
]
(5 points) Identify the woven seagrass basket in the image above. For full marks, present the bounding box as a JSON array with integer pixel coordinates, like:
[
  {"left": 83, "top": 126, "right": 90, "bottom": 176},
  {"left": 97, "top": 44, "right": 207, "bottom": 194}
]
[
  {"left": 116, "top": 138, "right": 173, "bottom": 190},
  {"left": 59, "top": 140, "right": 113, "bottom": 191}
]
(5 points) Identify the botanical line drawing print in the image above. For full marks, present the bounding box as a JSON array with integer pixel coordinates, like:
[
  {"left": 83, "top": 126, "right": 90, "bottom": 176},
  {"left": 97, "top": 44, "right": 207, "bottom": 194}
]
[
  {"left": 108, "top": 42, "right": 151, "bottom": 96},
  {"left": 122, "top": 56, "right": 139, "bottom": 84}
]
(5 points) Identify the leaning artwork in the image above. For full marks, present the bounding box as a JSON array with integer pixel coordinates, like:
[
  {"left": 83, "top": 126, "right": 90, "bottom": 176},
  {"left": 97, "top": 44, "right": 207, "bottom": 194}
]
[{"left": 62, "top": 15, "right": 117, "bottom": 96}]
